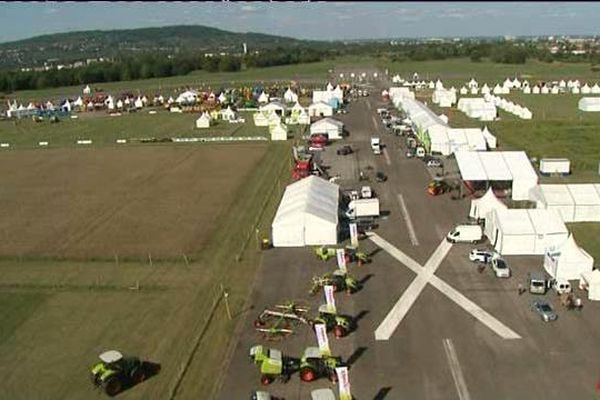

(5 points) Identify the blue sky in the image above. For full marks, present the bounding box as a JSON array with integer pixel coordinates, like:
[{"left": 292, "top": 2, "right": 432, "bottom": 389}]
[{"left": 0, "top": 2, "right": 598, "bottom": 43}]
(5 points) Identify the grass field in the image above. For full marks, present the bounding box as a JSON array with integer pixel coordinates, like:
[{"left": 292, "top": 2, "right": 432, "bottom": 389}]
[
  {"left": 380, "top": 57, "right": 600, "bottom": 87},
  {"left": 0, "top": 141, "right": 292, "bottom": 400},
  {"left": 0, "top": 145, "right": 266, "bottom": 260},
  {"left": 0, "top": 111, "right": 273, "bottom": 149}
]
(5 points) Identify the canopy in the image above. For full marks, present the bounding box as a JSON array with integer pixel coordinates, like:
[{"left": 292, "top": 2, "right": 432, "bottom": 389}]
[
  {"left": 272, "top": 176, "right": 339, "bottom": 247},
  {"left": 469, "top": 187, "right": 508, "bottom": 220}
]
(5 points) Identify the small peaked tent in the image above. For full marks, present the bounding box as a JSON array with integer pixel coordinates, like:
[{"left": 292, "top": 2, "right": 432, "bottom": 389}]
[
  {"left": 579, "top": 97, "right": 600, "bottom": 112},
  {"left": 470, "top": 87, "right": 479, "bottom": 95},
  {"left": 482, "top": 126, "right": 497, "bottom": 149},
  {"left": 481, "top": 84, "right": 490, "bottom": 95},
  {"left": 503, "top": 78, "right": 513, "bottom": 88},
  {"left": 218, "top": 92, "right": 227, "bottom": 104},
  {"left": 284, "top": 88, "right": 298, "bottom": 103},
  {"left": 83, "top": 85, "right": 91, "bottom": 95},
  {"left": 134, "top": 97, "right": 143, "bottom": 109},
  {"left": 532, "top": 86, "right": 540, "bottom": 94},
  {"left": 592, "top": 83, "right": 600, "bottom": 94},
  {"left": 459, "top": 87, "right": 468, "bottom": 95},
  {"left": 493, "top": 84, "right": 503, "bottom": 94},
  {"left": 523, "top": 86, "right": 532, "bottom": 94},
  {"left": 468, "top": 78, "right": 478, "bottom": 89},
  {"left": 326, "top": 82, "right": 334, "bottom": 91},
  {"left": 195, "top": 112, "right": 211, "bottom": 128},
  {"left": 520, "top": 108, "right": 533, "bottom": 119},
  {"left": 559, "top": 80, "right": 566, "bottom": 88},
  {"left": 257, "top": 91, "right": 269, "bottom": 104},
  {"left": 544, "top": 234, "right": 594, "bottom": 281},
  {"left": 572, "top": 86, "right": 580, "bottom": 94},
  {"left": 541, "top": 86, "right": 549, "bottom": 94},
  {"left": 579, "top": 270, "right": 600, "bottom": 301},
  {"left": 428, "top": 81, "right": 435, "bottom": 89},
  {"left": 435, "top": 79, "right": 444, "bottom": 90},
  {"left": 551, "top": 86, "right": 560, "bottom": 94},
  {"left": 469, "top": 187, "right": 507, "bottom": 221},
  {"left": 220, "top": 106, "right": 236, "bottom": 121},
  {"left": 271, "top": 176, "right": 339, "bottom": 247},
  {"left": 270, "top": 123, "right": 288, "bottom": 141},
  {"left": 581, "top": 83, "right": 591, "bottom": 94},
  {"left": 512, "top": 78, "right": 521, "bottom": 88}
]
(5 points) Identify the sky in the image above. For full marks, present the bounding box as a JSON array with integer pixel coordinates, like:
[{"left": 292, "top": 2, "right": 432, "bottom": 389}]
[{"left": 0, "top": 2, "right": 598, "bottom": 43}]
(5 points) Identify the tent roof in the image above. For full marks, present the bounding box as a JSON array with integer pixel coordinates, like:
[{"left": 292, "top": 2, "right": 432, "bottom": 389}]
[
  {"left": 494, "top": 209, "right": 535, "bottom": 235},
  {"left": 567, "top": 184, "right": 600, "bottom": 205},
  {"left": 272, "top": 176, "right": 339, "bottom": 227},
  {"left": 473, "top": 187, "right": 507, "bottom": 211},
  {"left": 527, "top": 208, "right": 568, "bottom": 236},
  {"left": 308, "top": 101, "right": 333, "bottom": 109},
  {"left": 536, "top": 184, "right": 575, "bottom": 205},
  {"left": 546, "top": 234, "right": 594, "bottom": 264},
  {"left": 581, "top": 269, "right": 600, "bottom": 284},
  {"left": 311, "top": 117, "right": 343, "bottom": 128},
  {"left": 455, "top": 151, "right": 537, "bottom": 182}
]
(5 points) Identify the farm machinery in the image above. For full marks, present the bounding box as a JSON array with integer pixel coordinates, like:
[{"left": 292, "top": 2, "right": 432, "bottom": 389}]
[
  {"left": 254, "top": 301, "right": 353, "bottom": 340},
  {"left": 249, "top": 345, "right": 298, "bottom": 385},
  {"left": 314, "top": 245, "right": 371, "bottom": 266},
  {"left": 310, "top": 269, "right": 361, "bottom": 296},
  {"left": 90, "top": 350, "right": 147, "bottom": 397},
  {"left": 299, "top": 347, "right": 344, "bottom": 383}
]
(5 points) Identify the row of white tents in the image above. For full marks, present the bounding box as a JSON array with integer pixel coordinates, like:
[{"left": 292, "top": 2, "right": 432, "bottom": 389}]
[
  {"left": 469, "top": 188, "right": 597, "bottom": 299},
  {"left": 457, "top": 98, "right": 497, "bottom": 121},
  {"left": 484, "top": 94, "right": 532, "bottom": 119}
]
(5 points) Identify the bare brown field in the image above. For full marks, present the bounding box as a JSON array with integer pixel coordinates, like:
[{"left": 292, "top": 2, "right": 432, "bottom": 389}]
[{"left": 0, "top": 144, "right": 266, "bottom": 260}]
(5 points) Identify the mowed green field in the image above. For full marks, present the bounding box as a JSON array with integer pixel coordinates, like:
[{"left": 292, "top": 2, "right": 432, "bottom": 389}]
[
  {"left": 0, "top": 111, "right": 275, "bottom": 148},
  {"left": 0, "top": 141, "right": 293, "bottom": 400},
  {"left": 380, "top": 57, "right": 600, "bottom": 87}
]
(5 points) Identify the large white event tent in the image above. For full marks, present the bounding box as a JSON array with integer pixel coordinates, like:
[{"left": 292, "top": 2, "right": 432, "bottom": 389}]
[
  {"left": 310, "top": 118, "right": 344, "bottom": 140},
  {"left": 271, "top": 176, "right": 339, "bottom": 247},
  {"left": 578, "top": 97, "right": 600, "bottom": 112},
  {"left": 544, "top": 234, "right": 594, "bottom": 281},
  {"left": 531, "top": 184, "right": 600, "bottom": 222},
  {"left": 484, "top": 209, "right": 568, "bottom": 255},
  {"left": 469, "top": 187, "right": 507, "bottom": 221},
  {"left": 454, "top": 151, "right": 538, "bottom": 201}
]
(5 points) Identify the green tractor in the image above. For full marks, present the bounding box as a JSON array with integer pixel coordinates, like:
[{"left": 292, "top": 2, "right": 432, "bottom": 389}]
[
  {"left": 311, "top": 304, "right": 354, "bottom": 338},
  {"left": 314, "top": 246, "right": 337, "bottom": 261},
  {"left": 90, "top": 350, "right": 146, "bottom": 397},
  {"left": 310, "top": 269, "right": 361, "bottom": 296},
  {"left": 299, "top": 347, "right": 344, "bottom": 383},
  {"left": 249, "top": 345, "right": 297, "bottom": 385}
]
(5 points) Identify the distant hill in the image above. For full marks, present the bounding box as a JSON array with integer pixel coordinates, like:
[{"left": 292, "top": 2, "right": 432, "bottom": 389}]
[{"left": 0, "top": 25, "right": 324, "bottom": 70}]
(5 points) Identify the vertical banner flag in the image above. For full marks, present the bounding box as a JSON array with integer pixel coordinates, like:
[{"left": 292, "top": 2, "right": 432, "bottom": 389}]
[
  {"left": 336, "top": 248, "right": 347, "bottom": 272},
  {"left": 324, "top": 285, "right": 336, "bottom": 313},
  {"left": 349, "top": 223, "right": 359, "bottom": 247},
  {"left": 336, "top": 366, "right": 352, "bottom": 400},
  {"left": 314, "top": 323, "right": 331, "bottom": 357}
]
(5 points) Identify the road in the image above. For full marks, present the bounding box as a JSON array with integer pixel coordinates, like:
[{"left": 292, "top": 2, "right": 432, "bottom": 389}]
[{"left": 215, "top": 71, "right": 600, "bottom": 400}]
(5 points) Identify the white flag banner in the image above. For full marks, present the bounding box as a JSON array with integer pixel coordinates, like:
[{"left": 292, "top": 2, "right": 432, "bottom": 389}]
[
  {"left": 349, "top": 223, "right": 359, "bottom": 247},
  {"left": 336, "top": 248, "right": 347, "bottom": 272},
  {"left": 314, "top": 323, "right": 331, "bottom": 357},
  {"left": 336, "top": 366, "right": 352, "bottom": 400},
  {"left": 324, "top": 285, "right": 336, "bottom": 313}
]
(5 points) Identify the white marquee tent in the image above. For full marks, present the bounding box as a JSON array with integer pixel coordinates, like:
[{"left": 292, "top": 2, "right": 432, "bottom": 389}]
[
  {"left": 544, "top": 234, "right": 594, "bottom": 281},
  {"left": 271, "top": 176, "right": 339, "bottom": 247},
  {"left": 308, "top": 102, "right": 334, "bottom": 118},
  {"left": 531, "top": 184, "right": 600, "bottom": 222},
  {"left": 310, "top": 118, "right": 344, "bottom": 140},
  {"left": 455, "top": 151, "right": 538, "bottom": 200},
  {"left": 484, "top": 208, "right": 569, "bottom": 255},
  {"left": 578, "top": 97, "right": 600, "bottom": 112},
  {"left": 579, "top": 270, "right": 600, "bottom": 301}
]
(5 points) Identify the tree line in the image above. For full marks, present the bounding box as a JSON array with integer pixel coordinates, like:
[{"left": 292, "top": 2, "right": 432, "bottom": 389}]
[{"left": 0, "top": 47, "right": 325, "bottom": 93}]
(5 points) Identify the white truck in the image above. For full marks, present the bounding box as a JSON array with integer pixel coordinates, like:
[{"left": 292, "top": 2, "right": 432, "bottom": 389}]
[
  {"left": 371, "top": 137, "right": 382, "bottom": 155},
  {"left": 346, "top": 198, "right": 380, "bottom": 219}
]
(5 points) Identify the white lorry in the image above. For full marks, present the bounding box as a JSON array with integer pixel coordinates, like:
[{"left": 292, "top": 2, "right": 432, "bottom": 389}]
[
  {"left": 446, "top": 224, "right": 483, "bottom": 244},
  {"left": 346, "top": 198, "right": 380, "bottom": 219},
  {"left": 540, "top": 158, "right": 570, "bottom": 176},
  {"left": 371, "top": 137, "right": 382, "bottom": 155}
]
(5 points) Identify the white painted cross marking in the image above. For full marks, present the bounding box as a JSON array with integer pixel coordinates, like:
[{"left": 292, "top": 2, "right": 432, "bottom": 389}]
[
  {"left": 371, "top": 115, "right": 378, "bottom": 129},
  {"left": 443, "top": 338, "right": 472, "bottom": 400},
  {"left": 368, "top": 233, "right": 521, "bottom": 341},
  {"left": 396, "top": 194, "right": 419, "bottom": 246}
]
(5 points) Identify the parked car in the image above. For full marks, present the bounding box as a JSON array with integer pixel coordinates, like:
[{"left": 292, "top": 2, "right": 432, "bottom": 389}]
[
  {"left": 532, "top": 301, "right": 558, "bottom": 322},
  {"left": 426, "top": 158, "right": 443, "bottom": 168},
  {"left": 375, "top": 171, "right": 388, "bottom": 182},
  {"left": 491, "top": 257, "right": 511, "bottom": 278},
  {"left": 469, "top": 249, "right": 497, "bottom": 264},
  {"left": 337, "top": 145, "right": 353, "bottom": 156}
]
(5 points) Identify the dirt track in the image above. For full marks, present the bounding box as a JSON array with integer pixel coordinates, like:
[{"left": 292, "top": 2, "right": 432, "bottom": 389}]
[{"left": 0, "top": 144, "right": 266, "bottom": 260}]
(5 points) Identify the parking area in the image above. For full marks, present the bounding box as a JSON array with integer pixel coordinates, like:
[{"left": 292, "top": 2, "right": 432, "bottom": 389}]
[{"left": 217, "top": 76, "right": 600, "bottom": 400}]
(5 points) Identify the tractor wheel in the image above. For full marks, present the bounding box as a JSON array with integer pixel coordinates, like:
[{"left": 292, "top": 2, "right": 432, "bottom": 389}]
[
  {"left": 261, "top": 375, "right": 273, "bottom": 386},
  {"left": 102, "top": 376, "right": 122, "bottom": 397},
  {"left": 131, "top": 366, "right": 146, "bottom": 383},
  {"left": 300, "top": 367, "right": 317, "bottom": 382},
  {"left": 333, "top": 325, "right": 346, "bottom": 338}
]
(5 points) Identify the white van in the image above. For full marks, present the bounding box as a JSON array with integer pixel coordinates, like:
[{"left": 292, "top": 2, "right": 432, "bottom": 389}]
[
  {"left": 371, "top": 137, "right": 382, "bottom": 155},
  {"left": 446, "top": 225, "right": 483, "bottom": 244}
]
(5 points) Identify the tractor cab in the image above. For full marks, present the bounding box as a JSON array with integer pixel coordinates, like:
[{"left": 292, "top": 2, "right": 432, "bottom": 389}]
[
  {"left": 249, "top": 345, "right": 289, "bottom": 385},
  {"left": 315, "top": 304, "right": 352, "bottom": 338},
  {"left": 90, "top": 350, "right": 145, "bottom": 397},
  {"left": 315, "top": 246, "right": 337, "bottom": 261}
]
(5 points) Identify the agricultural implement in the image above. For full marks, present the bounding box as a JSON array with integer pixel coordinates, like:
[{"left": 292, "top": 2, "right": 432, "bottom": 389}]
[
  {"left": 309, "top": 270, "right": 361, "bottom": 296},
  {"left": 90, "top": 350, "right": 146, "bottom": 397},
  {"left": 255, "top": 302, "right": 353, "bottom": 339},
  {"left": 249, "top": 345, "right": 298, "bottom": 385}
]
